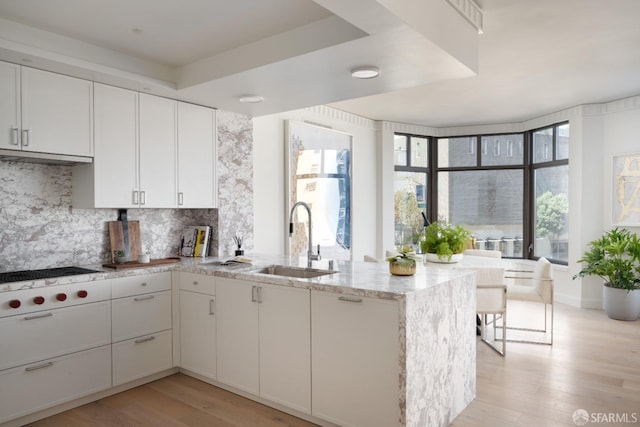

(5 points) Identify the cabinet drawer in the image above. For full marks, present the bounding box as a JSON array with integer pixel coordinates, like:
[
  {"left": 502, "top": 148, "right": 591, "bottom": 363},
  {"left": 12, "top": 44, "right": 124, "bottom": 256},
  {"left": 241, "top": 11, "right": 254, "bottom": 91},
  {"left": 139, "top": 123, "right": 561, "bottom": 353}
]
[
  {"left": 111, "top": 272, "right": 171, "bottom": 299},
  {"left": 112, "top": 290, "right": 171, "bottom": 342},
  {"left": 112, "top": 329, "right": 172, "bottom": 386},
  {"left": 0, "top": 280, "right": 110, "bottom": 318},
  {"left": 0, "top": 300, "right": 111, "bottom": 371},
  {"left": 0, "top": 345, "right": 111, "bottom": 424},
  {"left": 179, "top": 272, "right": 215, "bottom": 295}
]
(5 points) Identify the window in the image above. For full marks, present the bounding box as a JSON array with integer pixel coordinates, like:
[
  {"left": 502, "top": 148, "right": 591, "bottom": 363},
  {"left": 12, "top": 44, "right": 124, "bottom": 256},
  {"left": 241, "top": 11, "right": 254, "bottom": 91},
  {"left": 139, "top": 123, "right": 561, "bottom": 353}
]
[
  {"left": 437, "top": 134, "right": 525, "bottom": 257},
  {"left": 531, "top": 124, "right": 569, "bottom": 263},
  {"left": 394, "top": 123, "right": 568, "bottom": 263},
  {"left": 393, "top": 134, "right": 430, "bottom": 249}
]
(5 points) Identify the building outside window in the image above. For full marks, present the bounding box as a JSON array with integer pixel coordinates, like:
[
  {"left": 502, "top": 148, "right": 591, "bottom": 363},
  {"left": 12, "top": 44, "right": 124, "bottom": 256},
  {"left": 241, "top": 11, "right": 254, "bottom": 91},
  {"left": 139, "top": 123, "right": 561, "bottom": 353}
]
[
  {"left": 393, "top": 134, "right": 429, "bottom": 250},
  {"left": 437, "top": 134, "right": 525, "bottom": 258},
  {"left": 393, "top": 122, "right": 569, "bottom": 263}
]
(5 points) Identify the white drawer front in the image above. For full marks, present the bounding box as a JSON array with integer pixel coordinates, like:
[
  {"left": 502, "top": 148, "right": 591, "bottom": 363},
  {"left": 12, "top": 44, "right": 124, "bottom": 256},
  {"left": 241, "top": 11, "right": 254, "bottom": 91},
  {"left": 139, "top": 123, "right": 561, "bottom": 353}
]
[
  {"left": 0, "top": 345, "right": 111, "bottom": 424},
  {"left": 179, "top": 272, "right": 215, "bottom": 295},
  {"left": 0, "top": 300, "right": 111, "bottom": 371},
  {"left": 112, "top": 290, "right": 171, "bottom": 342},
  {"left": 0, "top": 280, "right": 111, "bottom": 318},
  {"left": 111, "top": 272, "right": 171, "bottom": 299},
  {"left": 112, "top": 329, "right": 173, "bottom": 386}
]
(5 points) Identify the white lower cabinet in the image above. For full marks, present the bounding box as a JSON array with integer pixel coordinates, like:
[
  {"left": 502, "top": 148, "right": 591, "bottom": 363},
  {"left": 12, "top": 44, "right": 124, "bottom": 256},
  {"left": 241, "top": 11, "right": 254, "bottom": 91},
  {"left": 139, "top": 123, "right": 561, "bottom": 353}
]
[
  {"left": 0, "top": 345, "right": 111, "bottom": 424},
  {"left": 179, "top": 272, "right": 216, "bottom": 379},
  {"left": 0, "top": 300, "right": 111, "bottom": 371},
  {"left": 111, "top": 272, "right": 173, "bottom": 386},
  {"left": 216, "top": 277, "right": 311, "bottom": 413},
  {"left": 311, "top": 290, "right": 401, "bottom": 427},
  {"left": 112, "top": 330, "right": 173, "bottom": 386}
]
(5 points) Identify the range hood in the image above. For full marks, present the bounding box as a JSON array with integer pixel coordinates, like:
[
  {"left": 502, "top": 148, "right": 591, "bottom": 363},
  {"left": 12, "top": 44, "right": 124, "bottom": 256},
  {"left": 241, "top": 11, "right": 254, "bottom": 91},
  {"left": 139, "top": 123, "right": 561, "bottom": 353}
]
[{"left": 0, "top": 149, "right": 93, "bottom": 165}]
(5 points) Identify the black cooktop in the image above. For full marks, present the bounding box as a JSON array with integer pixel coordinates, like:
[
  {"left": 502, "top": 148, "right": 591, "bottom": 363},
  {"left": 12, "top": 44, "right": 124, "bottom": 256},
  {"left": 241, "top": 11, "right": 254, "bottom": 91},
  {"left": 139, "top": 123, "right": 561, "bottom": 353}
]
[{"left": 0, "top": 267, "right": 101, "bottom": 284}]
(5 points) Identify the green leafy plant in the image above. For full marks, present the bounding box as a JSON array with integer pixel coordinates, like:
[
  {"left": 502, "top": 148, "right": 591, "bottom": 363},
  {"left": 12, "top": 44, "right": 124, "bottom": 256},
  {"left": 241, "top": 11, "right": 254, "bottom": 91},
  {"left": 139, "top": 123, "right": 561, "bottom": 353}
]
[
  {"left": 536, "top": 191, "right": 568, "bottom": 257},
  {"left": 113, "top": 249, "right": 125, "bottom": 258},
  {"left": 573, "top": 227, "right": 640, "bottom": 291},
  {"left": 386, "top": 245, "right": 419, "bottom": 267},
  {"left": 421, "top": 220, "right": 471, "bottom": 261}
]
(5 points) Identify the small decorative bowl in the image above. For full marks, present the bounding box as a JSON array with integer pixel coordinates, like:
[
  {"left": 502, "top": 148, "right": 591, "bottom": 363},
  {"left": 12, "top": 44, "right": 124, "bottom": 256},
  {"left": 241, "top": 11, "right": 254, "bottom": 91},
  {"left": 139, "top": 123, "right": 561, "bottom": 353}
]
[{"left": 137, "top": 254, "right": 151, "bottom": 263}]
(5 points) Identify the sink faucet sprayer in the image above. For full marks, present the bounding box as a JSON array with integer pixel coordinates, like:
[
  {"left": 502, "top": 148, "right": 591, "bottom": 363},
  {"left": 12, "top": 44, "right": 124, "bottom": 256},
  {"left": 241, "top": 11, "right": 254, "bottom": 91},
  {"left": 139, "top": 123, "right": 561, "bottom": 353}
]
[{"left": 289, "top": 201, "right": 321, "bottom": 267}]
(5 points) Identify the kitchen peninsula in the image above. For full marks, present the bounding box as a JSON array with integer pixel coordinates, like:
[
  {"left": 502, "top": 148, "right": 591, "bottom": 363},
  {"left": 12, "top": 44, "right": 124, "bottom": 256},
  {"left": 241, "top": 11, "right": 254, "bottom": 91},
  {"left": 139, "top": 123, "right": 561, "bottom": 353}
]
[{"left": 0, "top": 256, "right": 476, "bottom": 427}]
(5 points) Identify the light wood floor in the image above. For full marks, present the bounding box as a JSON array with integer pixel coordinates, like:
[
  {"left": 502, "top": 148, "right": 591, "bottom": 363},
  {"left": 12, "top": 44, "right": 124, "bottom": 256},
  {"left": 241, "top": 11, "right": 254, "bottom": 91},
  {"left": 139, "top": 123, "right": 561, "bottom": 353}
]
[{"left": 28, "top": 302, "right": 640, "bottom": 427}]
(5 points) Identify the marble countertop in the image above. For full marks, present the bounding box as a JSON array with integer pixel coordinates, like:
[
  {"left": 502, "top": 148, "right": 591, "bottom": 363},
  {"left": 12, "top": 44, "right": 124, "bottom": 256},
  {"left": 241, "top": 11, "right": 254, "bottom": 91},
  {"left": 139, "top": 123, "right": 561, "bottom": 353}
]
[{"left": 0, "top": 254, "right": 476, "bottom": 300}]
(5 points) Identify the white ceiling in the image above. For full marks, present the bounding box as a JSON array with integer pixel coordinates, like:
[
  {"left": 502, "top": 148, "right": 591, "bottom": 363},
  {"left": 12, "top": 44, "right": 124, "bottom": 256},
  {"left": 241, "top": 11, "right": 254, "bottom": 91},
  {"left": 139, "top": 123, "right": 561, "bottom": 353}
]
[{"left": 0, "top": 0, "right": 639, "bottom": 128}]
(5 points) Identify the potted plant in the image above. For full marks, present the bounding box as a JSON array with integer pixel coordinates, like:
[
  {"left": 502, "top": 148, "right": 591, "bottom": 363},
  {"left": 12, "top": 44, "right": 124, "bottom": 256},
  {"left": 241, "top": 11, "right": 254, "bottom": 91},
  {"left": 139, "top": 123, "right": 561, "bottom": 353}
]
[
  {"left": 421, "top": 220, "right": 471, "bottom": 263},
  {"left": 573, "top": 227, "right": 640, "bottom": 320},
  {"left": 113, "top": 249, "right": 128, "bottom": 264},
  {"left": 386, "top": 245, "right": 419, "bottom": 276}
]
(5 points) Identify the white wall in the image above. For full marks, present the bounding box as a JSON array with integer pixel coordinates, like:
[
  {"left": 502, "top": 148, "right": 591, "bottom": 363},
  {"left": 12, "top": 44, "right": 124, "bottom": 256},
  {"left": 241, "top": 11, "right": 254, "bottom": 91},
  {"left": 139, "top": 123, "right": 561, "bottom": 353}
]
[
  {"left": 575, "top": 98, "right": 640, "bottom": 308},
  {"left": 253, "top": 106, "right": 377, "bottom": 262}
]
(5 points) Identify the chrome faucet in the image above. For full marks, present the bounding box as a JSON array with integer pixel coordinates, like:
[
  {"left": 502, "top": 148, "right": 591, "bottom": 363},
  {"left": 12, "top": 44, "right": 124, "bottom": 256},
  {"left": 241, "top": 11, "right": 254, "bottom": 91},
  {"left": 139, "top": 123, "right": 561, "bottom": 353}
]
[{"left": 289, "top": 201, "right": 321, "bottom": 267}]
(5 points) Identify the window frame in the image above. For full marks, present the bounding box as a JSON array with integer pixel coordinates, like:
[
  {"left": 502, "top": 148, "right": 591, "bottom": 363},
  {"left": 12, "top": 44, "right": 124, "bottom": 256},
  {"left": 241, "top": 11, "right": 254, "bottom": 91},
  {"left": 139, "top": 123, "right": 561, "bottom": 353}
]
[
  {"left": 527, "top": 122, "right": 570, "bottom": 265},
  {"left": 394, "top": 121, "right": 569, "bottom": 264},
  {"left": 393, "top": 133, "right": 432, "bottom": 246}
]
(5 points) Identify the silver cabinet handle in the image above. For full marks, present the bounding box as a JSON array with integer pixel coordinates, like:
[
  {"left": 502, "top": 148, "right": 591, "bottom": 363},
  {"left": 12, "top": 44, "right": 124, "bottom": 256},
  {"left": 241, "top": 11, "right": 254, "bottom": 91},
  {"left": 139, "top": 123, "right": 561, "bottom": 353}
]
[
  {"left": 134, "top": 295, "right": 155, "bottom": 302},
  {"left": 178, "top": 192, "right": 184, "bottom": 206},
  {"left": 22, "top": 129, "right": 30, "bottom": 146},
  {"left": 133, "top": 190, "right": 139, "bottom": 205},
  {"left": 251, "top": 286, "right": 257, "bottom": 302},
  {"left": 25, "top": 361, "right": 53, "bottom": 372},
  {"left": 209, "top": 298, "right": 215, "bottom": 315},
  {"left": 192, "top": 281, "right": 198, "bottom": 285},
  {"left": 11, "top": 128, "right": 19, "bottom": 145},
  {"left": 338, "top": 296, "right": 363, "bottom": 303},
  {"left": 257, "top": 287, "right": 263, "bottom": 304},
  {"left": 140, "top": 191, "right": 146, "bottom": 205},
  {"left": 140, "top": 282, "right": 147, "bottom": 287},
  {"left": 134, "top": 336, "right": 155, "bottom": 344},
  {"left": 24, "top": 312, "right": 53, "bottom": 321}
]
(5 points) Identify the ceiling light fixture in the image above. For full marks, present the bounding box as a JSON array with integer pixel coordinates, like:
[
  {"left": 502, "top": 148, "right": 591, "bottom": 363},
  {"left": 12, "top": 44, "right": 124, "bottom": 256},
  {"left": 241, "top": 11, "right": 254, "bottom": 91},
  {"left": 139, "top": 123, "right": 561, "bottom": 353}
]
[
  {"left": 238, "top": 95, "right": 264, "bottom": 104},
  {"left": 351, "top": 66, "right": 380, "bottom": 79}
]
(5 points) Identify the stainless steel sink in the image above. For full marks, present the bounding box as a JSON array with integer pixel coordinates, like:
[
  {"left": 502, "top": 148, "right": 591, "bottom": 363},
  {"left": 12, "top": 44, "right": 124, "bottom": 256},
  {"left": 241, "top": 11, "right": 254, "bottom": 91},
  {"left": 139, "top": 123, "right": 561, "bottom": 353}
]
[{"left": 256, "top": 265, "right": 336, "bottom": 279}]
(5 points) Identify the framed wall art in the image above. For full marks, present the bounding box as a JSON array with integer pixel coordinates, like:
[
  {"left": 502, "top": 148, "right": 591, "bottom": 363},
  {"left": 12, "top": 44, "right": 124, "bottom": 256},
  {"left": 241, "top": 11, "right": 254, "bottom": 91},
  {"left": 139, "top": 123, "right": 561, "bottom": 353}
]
[{"left": 612, "top": 152, "right": 640, "bottom": 226}]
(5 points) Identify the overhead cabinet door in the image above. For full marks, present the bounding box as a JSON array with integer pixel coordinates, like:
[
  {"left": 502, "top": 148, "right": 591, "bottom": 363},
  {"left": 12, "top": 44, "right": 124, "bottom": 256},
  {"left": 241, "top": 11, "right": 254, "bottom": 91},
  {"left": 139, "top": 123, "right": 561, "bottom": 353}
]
[
  {"left": 139, "top": 93, "right": 177, "bottom": 208},
  {"left": 21, "top": 67, "right": 92, "bottom": 157},
  {"left": 177, "top": 102, "right": 216, "bottom": 208},
  {"left": 0, "top": 61, "right": 20, "bottom": 150},
  {"left": 93, "top": 83, "right": 139, "bottom": 208}
]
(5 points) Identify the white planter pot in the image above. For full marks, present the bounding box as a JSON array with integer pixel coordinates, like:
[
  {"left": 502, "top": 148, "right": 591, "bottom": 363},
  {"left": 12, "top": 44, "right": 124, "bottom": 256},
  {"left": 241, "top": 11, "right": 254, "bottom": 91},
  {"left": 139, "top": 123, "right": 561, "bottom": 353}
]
[
  {"left": 603, "top": 285, "right": 640, "bottom": 321},
  {"left": 424, "top": 253, "right": 463, "bottom": 264}
]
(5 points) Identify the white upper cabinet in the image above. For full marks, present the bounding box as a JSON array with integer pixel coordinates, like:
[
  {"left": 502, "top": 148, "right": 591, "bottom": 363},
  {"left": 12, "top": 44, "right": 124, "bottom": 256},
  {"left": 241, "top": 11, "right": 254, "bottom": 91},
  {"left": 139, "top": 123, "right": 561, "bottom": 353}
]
[
  {"left": 74, "top": 84, "right": 216, "bottom": 209},
  {"left": 91, "top": 83, "right": 139, "bottom": 208},
  {"left": 177, "top": 102, "right": 216, "bottom": 208},
  {"left": 0, "top": 61, "right": 20, "bottom": 150},
  {"left": 0, "top": 62, "right": 93, "bottom": 157},
  {"left": 139, "top": 93, "right": 177, "bottom": 208}
]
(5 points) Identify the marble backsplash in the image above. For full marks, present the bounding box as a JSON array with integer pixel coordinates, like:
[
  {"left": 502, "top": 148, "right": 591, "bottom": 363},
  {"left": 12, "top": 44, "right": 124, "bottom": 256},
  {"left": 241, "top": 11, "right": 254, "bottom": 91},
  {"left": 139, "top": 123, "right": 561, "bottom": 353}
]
[
  {"left": 0, "top": 160, "right": 217, "bottom": 272},
  {"left": 0, "top": 110, "right": 253, "bottom": 273}
]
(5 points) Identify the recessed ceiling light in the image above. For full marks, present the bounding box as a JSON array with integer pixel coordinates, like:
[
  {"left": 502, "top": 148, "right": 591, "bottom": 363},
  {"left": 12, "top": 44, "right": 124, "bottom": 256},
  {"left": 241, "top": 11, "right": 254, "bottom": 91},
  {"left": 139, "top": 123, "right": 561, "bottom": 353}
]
[
  {"left": 351, "top": 66, "right": 380, "bottom": 79},
  {"left": 239, "top": 95, "right": 264, "bottom": 104}
]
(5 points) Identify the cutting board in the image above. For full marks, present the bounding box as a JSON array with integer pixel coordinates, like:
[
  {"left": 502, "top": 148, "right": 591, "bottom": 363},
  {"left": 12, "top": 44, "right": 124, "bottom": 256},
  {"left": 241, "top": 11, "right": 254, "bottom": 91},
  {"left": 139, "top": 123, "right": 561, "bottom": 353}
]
[
  {"left": 108, "top": 220, "right": 141, "bottom": 263},
  {"left": 103, "top": 257, "right": 180, "bottom": 269}
]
